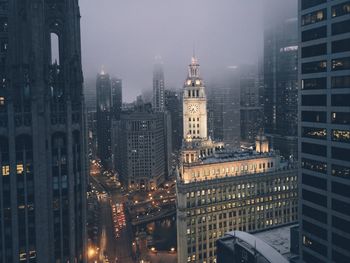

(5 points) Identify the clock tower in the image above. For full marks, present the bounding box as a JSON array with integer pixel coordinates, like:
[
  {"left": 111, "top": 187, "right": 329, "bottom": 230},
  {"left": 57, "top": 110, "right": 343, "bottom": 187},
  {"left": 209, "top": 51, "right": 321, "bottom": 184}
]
[{"left": 183, "top": 56, "right": 208, "bottom": 140}]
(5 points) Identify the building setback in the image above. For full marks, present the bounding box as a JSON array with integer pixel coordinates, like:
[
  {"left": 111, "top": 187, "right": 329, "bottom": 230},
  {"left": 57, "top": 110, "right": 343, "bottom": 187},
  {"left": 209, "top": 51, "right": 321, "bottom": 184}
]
[
  {"left": 298, "top": 0, "right": 350, "bottom": 262},
  {"left": 0, "top": 0, "right": 87, "bottom": 262}
]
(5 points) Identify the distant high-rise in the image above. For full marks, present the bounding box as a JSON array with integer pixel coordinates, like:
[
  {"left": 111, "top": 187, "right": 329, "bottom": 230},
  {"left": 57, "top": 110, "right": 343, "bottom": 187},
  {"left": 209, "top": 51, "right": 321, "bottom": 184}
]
[
  {"left": 240, "top": 64, "right": 263, "bottom": 143},
  {"left": 165, "top": 89, "right": 183, "bottom": 151},
  {"left": 207, "top": 67, "right": 240, "bottom": 148},
  {"left": 0, "top": 0, "right": 87, "bottom": 262},
  {"left": 264, "top": 4, "right": 298, "bottom": 158},
  {"left": 298, "top": 1, "right": 350, "bottom": 262},
  {"left": 111, "top": 78, "right": 122, "bottom": 120},
  {"left": 115, "top": 103, "right": 166, "bottom": 190},
  {"left": 153, "top": 57, "right": 165, "bottom": 112},
  {"left": 96, "top": 70, "right": 112, "bottom": 166}
]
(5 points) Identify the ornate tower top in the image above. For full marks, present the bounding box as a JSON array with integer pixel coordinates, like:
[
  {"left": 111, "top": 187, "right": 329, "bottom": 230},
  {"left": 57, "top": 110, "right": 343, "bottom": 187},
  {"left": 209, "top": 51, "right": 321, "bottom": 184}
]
[{"left": 188, "top": 56, "right": 200, "bottom": 79}]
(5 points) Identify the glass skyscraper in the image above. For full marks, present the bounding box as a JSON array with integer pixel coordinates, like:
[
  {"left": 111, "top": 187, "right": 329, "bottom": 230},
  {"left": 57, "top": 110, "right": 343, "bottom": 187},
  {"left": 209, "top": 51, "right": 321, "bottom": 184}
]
[{"left": 298, "top": 0, "right": 350, "bottom": 262}]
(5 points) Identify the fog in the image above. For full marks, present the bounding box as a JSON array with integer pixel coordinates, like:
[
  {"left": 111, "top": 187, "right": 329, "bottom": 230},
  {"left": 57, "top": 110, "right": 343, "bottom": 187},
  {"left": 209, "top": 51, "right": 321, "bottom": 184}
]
[{"left": 80, "top": 0, "right": 296, "bottom": 102}]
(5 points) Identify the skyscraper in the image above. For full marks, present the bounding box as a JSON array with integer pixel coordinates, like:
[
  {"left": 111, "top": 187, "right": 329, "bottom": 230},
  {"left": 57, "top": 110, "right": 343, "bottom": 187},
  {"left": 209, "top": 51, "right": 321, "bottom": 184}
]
[
  {"left": 111, "top": 77, "right": 122, "bottom": 120},
  {"left": 165, "top": 89, "right": 183, "bottom": 151},
  {"left": 298, "top": 0, "right": 350, "bottom": 262},
  {"left": 152, "top": 56, "right": 165, "bottom": 112},
  {"left": 240, "top": 64, "right": 263, "bottom": 144},
  {"left": 115, "top": 103, "right": 166, "bottom": 190},
  {"left": 96, "top": 70, "right": 112, "bottom": 166},
  {"left": 207, "top": 67, "right": 241, "bottom": 148},
  {"left": 0, "top": 0, "right": 87, "bottom": 262},
  {"left": 264, "top": 2, "right": 298, "bottom": 158}
]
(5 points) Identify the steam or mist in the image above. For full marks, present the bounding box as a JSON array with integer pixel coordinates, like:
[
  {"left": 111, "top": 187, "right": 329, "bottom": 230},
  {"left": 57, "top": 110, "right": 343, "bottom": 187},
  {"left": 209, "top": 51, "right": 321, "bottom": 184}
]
[{"left": 80, "top": 0, "right": 294, "bottom": 102}]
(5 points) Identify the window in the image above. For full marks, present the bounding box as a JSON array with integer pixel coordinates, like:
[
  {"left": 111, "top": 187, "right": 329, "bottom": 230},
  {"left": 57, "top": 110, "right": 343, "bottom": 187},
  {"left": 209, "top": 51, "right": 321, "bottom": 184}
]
[
  {"left": 332, "top": 182, "right": 350, "bottom": 198},
  {"left": 50, "top": 33, "right": 60, "bottom": 65},
  {"left": 332, "top": 250, "right": 350, "bottom": 263},
  {"left": 331, "top": 94, "right": 350, "bottom": 107},
  {"left": 301, "top": 9, "right": 327, "bottom": 26},
  {"left": 331, "top": 1, "right": 350, "bottom": 18},
  {"left": 332, "top": 19, "right": 350, "bottom": 35},
  {"left": 302, "top": 26, "right": 327, "bottom": 42},
  {"left": 0, "top": 18, "right": 8, "bottom": 32},
  {"left": 332, "top": 112, "right": 350, "bottom": 125},
  {"left": 332, "top": 233, "right": 350, "bottom": 251},
  {"left": 302, "top": 61, "right": 327, "bottom": 74},
  {"left": 301, "top": 0, "right": 326, "bottom": 10},
  {"left": 302, "top": 111, "right": 326, "bottom": 123},
  {"left": 332, "top": 164, "right": 350, "bottom": 179},
  {"left": 332, "top": 75, "right": 350, "bottom": 89},
  {"left": 302, "top": 127, "right": 327, "bottom": 140},
  {"left": 303, "top": 204, "right": 327, "bottom": 223},
  {"left": 332, "top": 57, "right": 350, "bottom": 71},
  {"left": 302, "top": 43, "right": 327, "bottom": 58},
  {"left": 302, "top": 235, "right": 327, "bottom": 257},
  {"left": 332, "top": 129, "right": 350, "bottom": 143},
  {"left": 302, "top": 158, "right": 327, "bottom": 174},
  {"left": 302, "top": 219, "right": 328, "bottom": 239},
  {"left": 332, "top": 198, "right": 350, "bottom": 216},
  {"left": 332, "top": 216, "right": 350, "bottom": 234},
  {"left": 332, "top": 146, "right": 350, "bottom": 161},
  {"left": 332, "top": 38, "right": 350, "bottom": 53},
  {"left": 302, "top": 95, "right": 326, "bottom": 106},
  {"left": 2, "top": 165, "right": 9, "bottom": 176},
  {"left": 0, "top": 96, "right": 5, "bottom": 105},
  {"left": 302, "top": 78, "right": 326, "bottom": 90},
  {"left": 302, "top": 173, "right": 327, "bottom": 190},
  {"left": 302, "top": 189, "right": 327, "bottom": 207},
  {"left": 302, "top": 142, "right": 327, "bottom": 156}
]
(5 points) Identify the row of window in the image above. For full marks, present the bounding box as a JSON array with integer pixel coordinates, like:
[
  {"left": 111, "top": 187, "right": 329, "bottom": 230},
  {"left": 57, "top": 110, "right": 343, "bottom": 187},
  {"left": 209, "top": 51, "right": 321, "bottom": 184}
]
[
  {"left": 301, "top": 127, "right": 350, "bottom": 142},
  {"left": 301, "top": 94, "right": 350, "bottom": 107},
  {"left": 302, "top": 1, "right": 350, "bottom": 18},
  {"left": 302, "top": 111, "right": 350, "bottom": 125},
  {"left": 302, "top": 20, "right": 350, "bottom": 43},
  {"left": 302, "top": 57, "right": 350, "bottom": 74},
  {"left": 302, "top": 38, "right": 350, "bottom": 58}
]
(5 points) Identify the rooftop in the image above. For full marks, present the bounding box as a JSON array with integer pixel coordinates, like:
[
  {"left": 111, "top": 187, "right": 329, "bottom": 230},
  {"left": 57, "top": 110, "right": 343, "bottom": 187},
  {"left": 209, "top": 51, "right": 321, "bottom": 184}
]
[{"left": 254, "top": 224, "right": 297, "bottom": 257}]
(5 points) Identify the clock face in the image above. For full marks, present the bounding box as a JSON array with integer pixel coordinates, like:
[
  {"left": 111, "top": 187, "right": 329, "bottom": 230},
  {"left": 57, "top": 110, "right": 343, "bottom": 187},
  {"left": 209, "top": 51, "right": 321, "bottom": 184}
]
[{"left": 188, "top": 104, "right": 199, "bottom": 114}]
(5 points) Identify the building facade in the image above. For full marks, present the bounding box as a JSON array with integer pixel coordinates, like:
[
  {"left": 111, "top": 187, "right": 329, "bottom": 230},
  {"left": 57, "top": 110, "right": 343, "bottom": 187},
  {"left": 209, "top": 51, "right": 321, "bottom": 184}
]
[
  {"left": 96, "top": 70, "right": 112, "bottom": 166},
  {"left": 240, "top": 65, "right": 263, "bottom": 144},
  {"left": 298, "top": 0, "right": 350, "bottom": 262},
  {"left": 115, "top": 104, "right": 166, "bottom": 190},
  {"left": 207, "top": 67, "right": 241, "bottom": 148},
  {"left": 263, "top": 5, "right": 299, "bottom": 158},
  {"left": 111, "top": 78, "right": 122, "bottom": 120},
  {"left": 165, "top": 89, "right": 183, "bottom": 151},
  {"left": 0, "top": 0, "right": 87, "bottom": 262},
  {"left": 176, "top": 58, "right": 298, "bottom": 263}
]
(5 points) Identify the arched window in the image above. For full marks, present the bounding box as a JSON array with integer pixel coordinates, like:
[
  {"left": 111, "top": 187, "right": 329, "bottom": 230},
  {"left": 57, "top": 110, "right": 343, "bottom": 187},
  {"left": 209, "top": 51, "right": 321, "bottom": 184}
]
[{"left": 50, "top": 33, "right": 60, "bottom": 65}]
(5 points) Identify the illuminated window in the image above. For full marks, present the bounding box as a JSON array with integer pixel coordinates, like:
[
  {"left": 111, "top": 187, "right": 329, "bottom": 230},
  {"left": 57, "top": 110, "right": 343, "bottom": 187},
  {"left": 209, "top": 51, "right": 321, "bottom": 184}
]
[
  {"left": 332, "top": 129, "right": 350, "bottom": 143},
  {"left": 2, "top": 165, "right": 9, "bottom": 176},
  {"left": 0, "top": 96, "right": 4, "bottom": 105},
  {"left": 16, "top": 164, "right": 24, "bottom": 174}
]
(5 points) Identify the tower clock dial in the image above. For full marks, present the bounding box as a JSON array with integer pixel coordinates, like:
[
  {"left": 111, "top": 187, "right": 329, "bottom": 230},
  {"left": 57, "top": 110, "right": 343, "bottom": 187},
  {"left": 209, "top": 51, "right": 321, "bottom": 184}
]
[{"left": 188, "top": 104, "right": 199, "bottom": 114}]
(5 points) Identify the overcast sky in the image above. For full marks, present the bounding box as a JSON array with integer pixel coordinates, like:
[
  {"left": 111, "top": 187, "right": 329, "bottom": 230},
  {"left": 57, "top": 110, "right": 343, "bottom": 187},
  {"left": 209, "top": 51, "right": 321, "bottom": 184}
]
[{"left": 80, "top": 0, "right": 293, "bottom": 102}]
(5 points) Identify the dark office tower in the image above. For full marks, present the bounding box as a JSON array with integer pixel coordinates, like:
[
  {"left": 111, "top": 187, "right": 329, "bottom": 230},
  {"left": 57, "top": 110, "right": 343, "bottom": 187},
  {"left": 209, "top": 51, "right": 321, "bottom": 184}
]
[
  {"left": 240, "top": 64, "right": 263, "bottom": 143},
  {"left": 115, "top": 103, "right": 166, "bottom": 190},
  {"left": 165, "top": 89, "right": 183, "bottom": 151},
  {"left": 96, "top": 70, "right": 112, "bottom": 166},
  {"left": 152, "top": 57, "right": 165, "bottom": 112},
  {"left": 263, "top": 1, "right": 298, "bottom": 158},
  {"left": 298, "top": 1, "right": 350, "bottom": 262},
  {"left": 0, "top": 0, "right": 87, "bottom": 262},
  {"left": 111, "top": 78, "right": 122, "bottom": 120}
]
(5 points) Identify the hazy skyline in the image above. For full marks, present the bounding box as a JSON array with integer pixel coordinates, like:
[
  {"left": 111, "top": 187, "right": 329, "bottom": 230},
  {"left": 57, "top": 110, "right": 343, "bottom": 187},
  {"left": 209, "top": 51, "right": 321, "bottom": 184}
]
[{"left": 80, "top": 0, "right": 268, "bottom": 101}]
